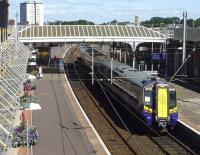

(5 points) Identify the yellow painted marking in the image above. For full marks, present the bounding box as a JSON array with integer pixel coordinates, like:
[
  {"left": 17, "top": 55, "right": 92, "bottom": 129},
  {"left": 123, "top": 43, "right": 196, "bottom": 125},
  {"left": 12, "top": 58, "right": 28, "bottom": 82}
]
[{"left": 157, "top": 88, "right": 168, "bottom": 118}]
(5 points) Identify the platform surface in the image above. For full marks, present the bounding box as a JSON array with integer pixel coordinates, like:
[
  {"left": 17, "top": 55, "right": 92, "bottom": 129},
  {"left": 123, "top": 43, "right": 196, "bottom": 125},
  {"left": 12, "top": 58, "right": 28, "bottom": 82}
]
[
  {"left": 171, "top": 83, "right": 200, "bottom": 133},
  {"left": 32, "top": 74, "right": 107, "bottom": 155}
]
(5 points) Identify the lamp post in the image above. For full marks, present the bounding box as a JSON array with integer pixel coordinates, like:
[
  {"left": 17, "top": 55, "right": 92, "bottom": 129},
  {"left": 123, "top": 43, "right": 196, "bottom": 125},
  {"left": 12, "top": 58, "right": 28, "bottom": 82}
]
[{"left": 110, "top": 58, "right": 113, "bottom": 84}]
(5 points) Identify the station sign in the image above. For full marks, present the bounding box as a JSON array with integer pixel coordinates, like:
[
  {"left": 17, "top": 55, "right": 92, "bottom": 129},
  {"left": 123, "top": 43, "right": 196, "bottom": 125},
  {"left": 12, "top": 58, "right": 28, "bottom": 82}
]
[
  {"left": 152, "top": 53, "right": 161, "bottom": 60},
  {"left": 152, "top": 53, "right": 167, "bottom": 61}
]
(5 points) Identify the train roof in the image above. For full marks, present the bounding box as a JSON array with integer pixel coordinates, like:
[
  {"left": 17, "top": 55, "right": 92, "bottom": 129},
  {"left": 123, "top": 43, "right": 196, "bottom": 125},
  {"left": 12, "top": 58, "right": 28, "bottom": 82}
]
[{"left": 95, "top": 56, "right": 155, "bottom": 87}]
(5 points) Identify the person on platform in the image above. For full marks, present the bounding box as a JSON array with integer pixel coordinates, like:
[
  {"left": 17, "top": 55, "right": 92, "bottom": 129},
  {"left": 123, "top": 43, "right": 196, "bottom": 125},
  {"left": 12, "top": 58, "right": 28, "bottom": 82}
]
[
  {"left": 39, "top": 66, "right": 43, "bottom": 79},
  {"left": 54, "top": 55, "right": 58, "bottom": 67},
  {"left": 23, "top": 82, "right": 29, "bottom": 96}
]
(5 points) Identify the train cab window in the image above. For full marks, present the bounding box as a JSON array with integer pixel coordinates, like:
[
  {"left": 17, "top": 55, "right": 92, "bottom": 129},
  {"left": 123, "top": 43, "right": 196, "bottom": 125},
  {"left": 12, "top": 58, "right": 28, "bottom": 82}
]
[
  {"left": 169, "top": 91, "right": 176, "bottom": 108},
  {"left": 144, "top": 90, "right": 152, "bottom": 107}
]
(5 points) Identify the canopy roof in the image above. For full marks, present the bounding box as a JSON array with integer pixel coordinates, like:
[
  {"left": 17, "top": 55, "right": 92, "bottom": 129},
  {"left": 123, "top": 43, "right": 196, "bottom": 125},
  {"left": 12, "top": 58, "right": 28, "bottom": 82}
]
[{"left": 19, "top": 25, "right": 167, "bottom": 43}]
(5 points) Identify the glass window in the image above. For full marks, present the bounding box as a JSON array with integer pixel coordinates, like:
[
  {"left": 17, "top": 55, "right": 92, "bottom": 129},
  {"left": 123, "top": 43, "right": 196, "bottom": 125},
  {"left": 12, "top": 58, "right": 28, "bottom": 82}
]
[
  {"left": 144, "top": 90, "right": 152, "bottom": 107},
  {"left": 169, "top": 91, "right": 176, "bottom": 107}
]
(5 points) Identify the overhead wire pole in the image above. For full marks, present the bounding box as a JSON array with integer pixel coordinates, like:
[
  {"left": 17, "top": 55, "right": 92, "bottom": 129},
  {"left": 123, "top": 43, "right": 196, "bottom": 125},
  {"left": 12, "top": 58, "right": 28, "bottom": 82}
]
[
  {"left": 111, "top": 58, "right": 113, "bottom": 84},
  {"left": 132, "top": 42, "right": 135, "bottom": 69},
  {"left": 92, "top": 44, "right": 94, "bottom": 85},
  {"left": 151, "top": 42, "right": 154, "bottom": 71},
  {"left": 182, "top": 11, "right": 187, "bottom": 63}
]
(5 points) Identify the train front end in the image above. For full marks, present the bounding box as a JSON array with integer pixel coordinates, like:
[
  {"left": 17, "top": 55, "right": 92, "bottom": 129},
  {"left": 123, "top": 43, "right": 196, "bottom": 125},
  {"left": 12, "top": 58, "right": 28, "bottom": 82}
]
[
  {"left": 143, "top": 83, "right": 178, "bottom": 128},
  {"left": 155, "top": 84, "right": 178, "bottom": 128}
]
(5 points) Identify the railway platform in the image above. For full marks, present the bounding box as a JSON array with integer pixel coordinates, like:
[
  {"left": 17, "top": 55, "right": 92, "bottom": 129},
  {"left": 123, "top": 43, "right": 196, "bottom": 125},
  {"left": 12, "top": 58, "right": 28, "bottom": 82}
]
[
  {"left": 171, "top": 83, "right": 200, "bottom": 134},
  {"left": 31, "top": 73, "right": 109, "bottom": 155}
]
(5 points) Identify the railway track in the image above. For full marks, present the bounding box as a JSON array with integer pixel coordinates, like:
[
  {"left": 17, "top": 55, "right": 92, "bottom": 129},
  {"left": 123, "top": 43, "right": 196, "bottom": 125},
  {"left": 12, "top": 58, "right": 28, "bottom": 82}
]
[
  {"left": 64, "top": 46, "right": 197, "bottom": 155},
  {"left": 99, "top": 78, "right": 197, "bottom": 155},
  {"left": 65, "top": 48, "right": 138, "bottom": 155}
]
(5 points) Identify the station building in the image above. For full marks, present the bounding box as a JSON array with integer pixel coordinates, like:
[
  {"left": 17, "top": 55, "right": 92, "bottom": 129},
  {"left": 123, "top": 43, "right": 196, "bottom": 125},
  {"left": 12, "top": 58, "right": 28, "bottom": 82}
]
[{"left": 167, "top": 28, "right": 200, "bottom": 85}]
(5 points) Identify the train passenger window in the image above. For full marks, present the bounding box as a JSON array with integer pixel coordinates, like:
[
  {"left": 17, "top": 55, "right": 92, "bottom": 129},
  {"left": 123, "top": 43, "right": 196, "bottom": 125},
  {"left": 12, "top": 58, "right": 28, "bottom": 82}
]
[
  {"left": 144, "top": 90, "right": 152, "bottom": 107},
  {"left": 169, "top": 91, "right": 176, "bottom": 107}
]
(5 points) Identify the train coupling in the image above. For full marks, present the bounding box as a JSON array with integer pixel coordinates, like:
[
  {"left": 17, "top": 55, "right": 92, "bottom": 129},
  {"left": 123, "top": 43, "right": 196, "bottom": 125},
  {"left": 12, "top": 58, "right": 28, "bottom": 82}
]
[{"left": 158, "top": 121, "right": 167, "bottom": 128}]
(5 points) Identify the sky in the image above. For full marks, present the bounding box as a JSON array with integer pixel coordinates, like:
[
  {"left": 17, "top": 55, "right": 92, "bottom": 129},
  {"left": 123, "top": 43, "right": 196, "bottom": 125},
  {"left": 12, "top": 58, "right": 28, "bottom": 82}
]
[{"left": 9, "top": 0, "right": 200, "bottom": 24}]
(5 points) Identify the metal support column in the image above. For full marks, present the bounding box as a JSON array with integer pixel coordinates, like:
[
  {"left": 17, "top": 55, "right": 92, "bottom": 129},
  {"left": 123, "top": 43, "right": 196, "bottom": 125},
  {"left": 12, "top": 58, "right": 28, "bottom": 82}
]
[
  {"left": 91, "top": 44, "right": 94, "bottom": 85},
  {"left": 183, "top": 12, "right": 187, "bottom": 63},
  {"left": 151, "top": 42, "right": 154, "bottom": 71},
  {"left": 111, "top": 58, "right": 113, "bottom": 84}
]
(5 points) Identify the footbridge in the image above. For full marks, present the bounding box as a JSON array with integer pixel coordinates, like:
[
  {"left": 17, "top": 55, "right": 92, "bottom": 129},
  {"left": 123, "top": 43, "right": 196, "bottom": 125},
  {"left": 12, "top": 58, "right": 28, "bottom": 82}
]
[{"left": 18, "top": 25, "right": 167, "bottom": 43}]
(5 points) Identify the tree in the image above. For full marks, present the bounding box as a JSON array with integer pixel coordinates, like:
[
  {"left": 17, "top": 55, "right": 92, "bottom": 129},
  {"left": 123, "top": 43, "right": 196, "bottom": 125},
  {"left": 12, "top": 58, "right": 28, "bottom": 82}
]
[
  {"left": 196, "top": 18, "right": 200, "bottom": 27},
  {"left": 140, "top": 17, "right": 182, "bottom": 27},
  {"left": 48, "top": 20, "right": 95, "bottom": 25},
  {"left": 47, "top": 17, "right": 200, "bottom": 27},
  {"left": 150, "top": 17, "right": 165, "bottom": 27},
  {"left": 187, "top": 19, "right": 194, "bottom": 27}
]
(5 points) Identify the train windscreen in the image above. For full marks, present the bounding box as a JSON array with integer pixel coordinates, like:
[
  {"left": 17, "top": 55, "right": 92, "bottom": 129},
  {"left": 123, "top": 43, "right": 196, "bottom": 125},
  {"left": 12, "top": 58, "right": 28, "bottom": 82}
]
[{"left": 144, "top": 90, "right": 152, "bottom": 107}]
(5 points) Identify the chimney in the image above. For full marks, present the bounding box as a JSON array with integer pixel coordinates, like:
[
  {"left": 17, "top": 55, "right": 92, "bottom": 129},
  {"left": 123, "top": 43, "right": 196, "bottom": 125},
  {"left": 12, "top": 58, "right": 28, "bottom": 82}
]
[{"left": 134, "top": 16, "right": 140, "bottom": 26}]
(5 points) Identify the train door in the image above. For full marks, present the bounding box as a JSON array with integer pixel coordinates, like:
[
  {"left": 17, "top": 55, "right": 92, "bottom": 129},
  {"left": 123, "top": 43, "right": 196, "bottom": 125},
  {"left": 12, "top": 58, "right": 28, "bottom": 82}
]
[{"left": 156, "top": 85, "right": 169, "bottom": 120}]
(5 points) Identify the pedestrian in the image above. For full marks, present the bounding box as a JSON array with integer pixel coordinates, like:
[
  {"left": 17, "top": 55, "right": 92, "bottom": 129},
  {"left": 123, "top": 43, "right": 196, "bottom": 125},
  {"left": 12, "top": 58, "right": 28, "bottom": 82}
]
[
  {"left": 54, "top": 56, "right": 58, "bottom": 67},
  {"left": 23, "top": 83, "right": 29, "bottom": 96},
  {"left": 39, "top": 66, "right": 43, "bottom": 79}
]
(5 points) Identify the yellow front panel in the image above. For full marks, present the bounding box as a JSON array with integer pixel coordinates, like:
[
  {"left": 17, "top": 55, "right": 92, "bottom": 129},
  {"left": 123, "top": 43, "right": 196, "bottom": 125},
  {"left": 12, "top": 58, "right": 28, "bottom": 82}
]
[{"left": 157, "top": 88, "right": 168, "bottom": 118}]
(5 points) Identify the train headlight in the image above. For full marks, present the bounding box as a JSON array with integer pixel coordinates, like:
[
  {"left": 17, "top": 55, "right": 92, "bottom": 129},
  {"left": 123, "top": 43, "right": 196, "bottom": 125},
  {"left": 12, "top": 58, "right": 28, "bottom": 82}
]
[
  {"left": 145, "top": 88, "right": 152, "bottom": 91},
  {"left": 169, "top": 107, "right": 177, "bottom": 114},
  {"left": 144, "top": 106, "right": 153, "bottom": 113}
]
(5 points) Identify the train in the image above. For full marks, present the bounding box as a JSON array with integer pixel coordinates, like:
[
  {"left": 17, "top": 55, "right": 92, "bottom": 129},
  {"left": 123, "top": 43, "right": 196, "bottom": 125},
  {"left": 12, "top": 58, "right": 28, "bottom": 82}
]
[{"left": 79, "top": 45, "right": 178, "bottom": 129}]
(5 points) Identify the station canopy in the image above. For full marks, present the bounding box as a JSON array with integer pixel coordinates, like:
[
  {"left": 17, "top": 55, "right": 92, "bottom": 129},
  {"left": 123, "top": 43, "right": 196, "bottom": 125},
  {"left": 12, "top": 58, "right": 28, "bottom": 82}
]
[
  {"left": 0, "top": 41, "right": 31, "bottom": 141},
  {"left": 19, "top": 25, "right": 167, "bottom": 43}
]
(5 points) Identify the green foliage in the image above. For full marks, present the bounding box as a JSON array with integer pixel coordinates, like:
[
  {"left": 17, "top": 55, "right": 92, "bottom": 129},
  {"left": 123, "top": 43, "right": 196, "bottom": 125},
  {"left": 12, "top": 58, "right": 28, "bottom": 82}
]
[
  {"left": 49, "top": 19, "right": 131, "bottom": 26},
  {"left": 48, "top": 17, "right": 200, "bottom": 27},
  {"left": 101, "top": 20, "right": 131, "bottom": 25},
  {"left": 12, "top": 122, "right": 39, "bottom": 148},
  {"left": 140, "top": 16, "right": 200, "bottom": 28},
  {"left": 20, "top": 95, "right": 39, "bottom": 105},
  {"left": 30, "top": 70, "right": 38, "bottom": 76},
  {"left": 141, "top": 17, "right": 181, "bottom": 27},
  {"left": 110, "top": 20, "right": 118, "bottom": 25},
  {"left": 49, "top": 20, "right": 95, "bottom": 25},
  {"left": 196, "top": 18, "right": 200, "bottom": 27}
]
